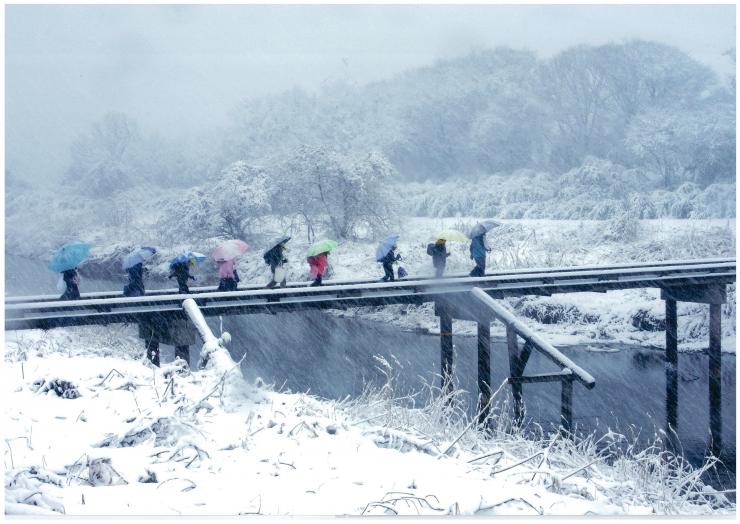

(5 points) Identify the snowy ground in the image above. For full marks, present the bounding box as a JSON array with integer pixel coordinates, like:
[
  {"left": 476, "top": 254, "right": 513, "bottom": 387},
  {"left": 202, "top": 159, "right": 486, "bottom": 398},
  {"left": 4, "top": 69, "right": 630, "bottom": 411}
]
[{"left": 4, "top": 328, "right": 734, "bottom": 516}]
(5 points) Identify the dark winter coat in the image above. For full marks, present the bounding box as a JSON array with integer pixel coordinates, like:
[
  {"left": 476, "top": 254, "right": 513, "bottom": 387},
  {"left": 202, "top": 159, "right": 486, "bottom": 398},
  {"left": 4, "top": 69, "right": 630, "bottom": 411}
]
[
  {"left": 218, "top": 269, "right": 240, "bottom": 292},
  {"left": 430, "top": 243, "right": 449, "bottom": 269},
  {"left": 470, "top": 235, "right": 487, "bottom": 260},
  {"left": 123, "top": 263, "right": 145, "bottom": 297},
  {"left": 60, "top": 269, "right": 80, "bottom": 300},
  {"left": 264, "top": 245, "right": 287, "bottom": 271},
  {"left": 381, "top": 248, "right": 400, "bottom": 266},
  {"left": 169, "top": 262, "right": 195, "bottom": 294}
]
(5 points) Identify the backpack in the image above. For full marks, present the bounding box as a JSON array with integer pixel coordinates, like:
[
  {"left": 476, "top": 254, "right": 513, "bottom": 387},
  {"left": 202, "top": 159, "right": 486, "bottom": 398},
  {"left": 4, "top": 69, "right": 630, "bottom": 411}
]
[{"left": 426, "top": 243, "right": 435, "bottom": 256}]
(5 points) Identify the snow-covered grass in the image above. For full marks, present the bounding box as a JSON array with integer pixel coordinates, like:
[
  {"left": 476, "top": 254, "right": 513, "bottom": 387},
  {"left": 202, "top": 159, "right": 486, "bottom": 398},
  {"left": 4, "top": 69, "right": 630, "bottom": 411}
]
[{"left": 4, "top": 329, "right": 734, "bottom": 516}]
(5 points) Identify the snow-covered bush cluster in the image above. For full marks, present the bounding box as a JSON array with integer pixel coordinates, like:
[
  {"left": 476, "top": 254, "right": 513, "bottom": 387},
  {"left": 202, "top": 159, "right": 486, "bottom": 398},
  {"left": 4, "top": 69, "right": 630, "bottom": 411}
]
[{"left": 400, "top": 158, "right": 736, "bottom": 220}]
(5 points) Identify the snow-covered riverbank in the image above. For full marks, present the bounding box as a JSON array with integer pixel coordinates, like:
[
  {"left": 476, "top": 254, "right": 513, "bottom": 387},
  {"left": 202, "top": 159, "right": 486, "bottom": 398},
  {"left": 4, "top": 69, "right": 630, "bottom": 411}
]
[{"left": 3, "top": 328, "right": 733, "bottom": 516}]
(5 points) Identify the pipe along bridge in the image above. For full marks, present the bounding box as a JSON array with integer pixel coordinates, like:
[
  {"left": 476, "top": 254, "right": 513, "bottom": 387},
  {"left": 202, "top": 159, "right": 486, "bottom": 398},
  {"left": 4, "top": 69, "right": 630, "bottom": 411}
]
[{"left": 5, "top": 258, "right": 736, "bottom": 455}]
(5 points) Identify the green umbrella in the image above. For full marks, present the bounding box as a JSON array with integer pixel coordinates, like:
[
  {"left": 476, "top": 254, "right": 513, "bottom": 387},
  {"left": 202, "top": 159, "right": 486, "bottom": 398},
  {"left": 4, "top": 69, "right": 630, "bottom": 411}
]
[
  {"left": 435, "top": 229, "right": 468, "bottom": 242},
  {"left": 307, "top": 239, "right": 338, "bottom": 257}
]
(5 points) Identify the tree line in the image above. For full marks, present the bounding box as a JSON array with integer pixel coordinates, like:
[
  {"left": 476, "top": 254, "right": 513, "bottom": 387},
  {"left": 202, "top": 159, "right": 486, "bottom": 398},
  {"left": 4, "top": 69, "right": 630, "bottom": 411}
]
[{"left": 36, "top": 39, "right": 735, "bottom": 240}]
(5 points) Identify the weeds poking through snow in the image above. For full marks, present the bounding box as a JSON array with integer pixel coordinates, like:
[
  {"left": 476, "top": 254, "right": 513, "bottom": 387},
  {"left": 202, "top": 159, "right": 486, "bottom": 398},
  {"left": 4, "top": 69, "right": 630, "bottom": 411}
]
[
  {"left": 362, "top": 492, "right": 446, "bottom": 515},
  {"left": 345, "top": 354, "right": 735, "bottom": 514}
]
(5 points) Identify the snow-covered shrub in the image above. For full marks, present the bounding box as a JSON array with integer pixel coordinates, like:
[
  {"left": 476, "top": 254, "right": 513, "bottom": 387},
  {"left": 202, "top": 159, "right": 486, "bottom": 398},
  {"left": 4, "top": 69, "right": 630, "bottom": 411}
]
[
  {"left": 627, "top": 193, "right": 657, "bottom": 219},
  {"left": 588, "top": 199, "right": 626, "bottom": 220},
  {"left": 88, "top": 458, "right": 128, "bottom": 486},
  {"left": 602, "top": 211, "right": 641, "bottom": 242},
  {"left": 690, "top": 183, "right": 736, "bottom": 219},
  {"left": 558, "top": 157, "right": 630, "bottom": 201},
  {"left": 30, "top": 378, "right": 80, "bottom": 399},
  {"left": 5, "top": 467, "right": 66, "bottom": 515},
  {"left": 630, "top": 309, "right": 666, "bottom": 331},
  {"left": 670, "top": 199, "right": 694, "bottom": 218},
  {"left": 514, "top": 297, "right": 599, "bottom": 324}
]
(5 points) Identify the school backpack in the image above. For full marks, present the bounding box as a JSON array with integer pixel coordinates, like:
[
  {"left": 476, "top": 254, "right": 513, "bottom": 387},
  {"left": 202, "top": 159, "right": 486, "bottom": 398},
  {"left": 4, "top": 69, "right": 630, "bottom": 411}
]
[{"left": 426, "top": 243, "right": 435, "bottom": 256}]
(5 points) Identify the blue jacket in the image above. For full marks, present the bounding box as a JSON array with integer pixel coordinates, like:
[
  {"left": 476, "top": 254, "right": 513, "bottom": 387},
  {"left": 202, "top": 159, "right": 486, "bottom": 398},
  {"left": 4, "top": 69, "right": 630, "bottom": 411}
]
[{"left": 470, "top": 235, "right": 486, "bottom": 259}]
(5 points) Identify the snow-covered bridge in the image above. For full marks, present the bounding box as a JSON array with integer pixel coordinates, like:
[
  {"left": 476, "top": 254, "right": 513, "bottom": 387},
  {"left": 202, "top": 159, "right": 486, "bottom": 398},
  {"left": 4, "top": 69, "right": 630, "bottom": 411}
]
[
  {"left": 5, "top": 257, "right": 734, "bottom": 329},
  {"left": 5, "top": 257, "right": 735, "bottom": 456}
]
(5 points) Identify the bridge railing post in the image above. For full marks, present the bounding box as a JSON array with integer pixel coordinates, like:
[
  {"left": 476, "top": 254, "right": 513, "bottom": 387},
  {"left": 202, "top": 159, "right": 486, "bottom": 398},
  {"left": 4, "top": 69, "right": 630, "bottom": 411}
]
[
  {"left": 477, "top": 318, "right": 491, "bottom": 426},
  {"left": 665, "top": 297, "right": 678, "bottom": 445},
  {"left": 560, "top": 370, "right": 574, "bottom": 436},
  {"left": 709, "top": 303, "right": 722, "bottom": 457},
  {"left": 438, "top": 304, "right": 454, "bottom": 401},
  {"left": 506, "top": 325, "right": 524, "bottom": 425}
]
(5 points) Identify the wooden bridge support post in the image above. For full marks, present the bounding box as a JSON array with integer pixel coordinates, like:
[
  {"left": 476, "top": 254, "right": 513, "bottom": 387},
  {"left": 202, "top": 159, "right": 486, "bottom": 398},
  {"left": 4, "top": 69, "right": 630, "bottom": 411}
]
[
  {"left": 477, "top": 319, "right": 491, "bottom": 426},
  {"left": 709, "top": 303, "right": 722, "bottom": 457},
  {"left": 665, "top": 298, "right": 678, "bottom": 441},
  {"left": 439, "top": 307, "right": 454, "bottom": 399},
  {"left": 506, "top": 325, "right": 524, "bottom": 425},
  {"left": 560, "top": 372, "right": 574, "bottom": 435}
]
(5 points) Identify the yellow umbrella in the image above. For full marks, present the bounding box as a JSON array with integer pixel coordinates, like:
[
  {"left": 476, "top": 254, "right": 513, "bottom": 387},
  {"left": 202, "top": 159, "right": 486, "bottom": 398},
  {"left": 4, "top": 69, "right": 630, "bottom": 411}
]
[{"left": 435, "top": 229, "right": 467, "bottom": 242}]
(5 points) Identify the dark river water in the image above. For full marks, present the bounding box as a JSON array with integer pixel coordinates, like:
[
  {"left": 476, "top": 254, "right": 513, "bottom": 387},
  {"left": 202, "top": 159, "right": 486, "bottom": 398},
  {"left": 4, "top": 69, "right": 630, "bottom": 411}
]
[{"left": 6, "top": 255, "right": 736, "bottom": 491}]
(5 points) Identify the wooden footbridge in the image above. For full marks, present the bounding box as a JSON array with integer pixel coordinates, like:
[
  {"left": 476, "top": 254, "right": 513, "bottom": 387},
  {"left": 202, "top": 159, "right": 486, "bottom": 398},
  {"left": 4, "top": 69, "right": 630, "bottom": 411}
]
[{"left": 5, "top": 257, "right": 735, "bottom": 456}]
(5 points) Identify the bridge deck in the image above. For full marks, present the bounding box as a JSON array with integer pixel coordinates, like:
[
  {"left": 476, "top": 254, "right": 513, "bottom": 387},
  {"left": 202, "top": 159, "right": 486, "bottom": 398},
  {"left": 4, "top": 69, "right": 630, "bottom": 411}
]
[
  {"left": 5, "top": 259, "right": 735, "bottom": 330},
  {"left": 6, "top": 256, "right": 735, "bottom": 305}
]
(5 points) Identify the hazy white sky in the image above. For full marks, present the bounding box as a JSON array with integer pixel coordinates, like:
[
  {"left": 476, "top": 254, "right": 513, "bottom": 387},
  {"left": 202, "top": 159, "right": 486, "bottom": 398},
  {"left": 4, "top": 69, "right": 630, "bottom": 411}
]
[{"left": 5, "top": 4, "right": 736, "bottom": 183}]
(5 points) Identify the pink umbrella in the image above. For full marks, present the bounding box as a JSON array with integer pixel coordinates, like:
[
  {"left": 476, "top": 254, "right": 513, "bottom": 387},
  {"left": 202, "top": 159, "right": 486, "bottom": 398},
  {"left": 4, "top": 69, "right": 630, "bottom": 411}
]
[{"left": 212, "top": 239, "right": 249, "bottom": 262}]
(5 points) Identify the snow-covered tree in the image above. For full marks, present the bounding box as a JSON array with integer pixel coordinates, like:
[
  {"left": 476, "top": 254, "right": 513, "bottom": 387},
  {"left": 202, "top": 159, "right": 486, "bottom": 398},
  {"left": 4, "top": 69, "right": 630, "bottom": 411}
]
[
  {"left": 157, "top": 161, "right": 271, "bottom": 243},
  {"left": 211, "top": 161, "right": 272, "bottom": 239},
  {"left": 272, "top": 147, "right": 398, "bottom": 241},
  {"left": 65, "top": 112, "right": 142, "bottom": 196}
]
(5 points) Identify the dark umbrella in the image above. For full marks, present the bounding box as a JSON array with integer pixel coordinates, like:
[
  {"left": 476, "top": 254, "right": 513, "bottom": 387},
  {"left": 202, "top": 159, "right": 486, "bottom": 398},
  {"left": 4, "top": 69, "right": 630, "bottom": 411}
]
[{"left": 263, "top": 235, "right": 291, "bottom": 256}]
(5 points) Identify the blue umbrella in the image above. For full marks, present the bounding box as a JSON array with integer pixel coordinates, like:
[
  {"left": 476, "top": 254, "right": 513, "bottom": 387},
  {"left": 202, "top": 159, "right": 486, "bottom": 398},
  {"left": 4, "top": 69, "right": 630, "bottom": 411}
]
[
  {"left": 375, "top": 233, "right": 400, "bottom": 262},
  {"left": 122, "top": 246, "right": 157, "bottom": 270},
  {"left": 170, "top": 251, "right": 207, "bottom": 267},
  {"left": 469, "top": 220, "right": 502, "bottom": 238},
  {"left": 48, "top": 241, "right": 91, "bottom": 273}
]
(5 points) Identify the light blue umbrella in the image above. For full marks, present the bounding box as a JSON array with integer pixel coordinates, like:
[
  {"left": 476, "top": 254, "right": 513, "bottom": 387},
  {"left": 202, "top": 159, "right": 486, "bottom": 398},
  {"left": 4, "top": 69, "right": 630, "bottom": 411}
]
[
  {"left": 469, "top": 220, "right": 502, "bottom": 238},
  {"left": 170, "top": 251, "right": 207, "bottom": 267},
  {"left": 48, "top": 242, "right": 90, "bottom": 273},
  {"left": 122, "top": 246, "right": 157, "bottom": 270},
  {"left": 375, "top": 234, "right": 400, "bottom": 262}
]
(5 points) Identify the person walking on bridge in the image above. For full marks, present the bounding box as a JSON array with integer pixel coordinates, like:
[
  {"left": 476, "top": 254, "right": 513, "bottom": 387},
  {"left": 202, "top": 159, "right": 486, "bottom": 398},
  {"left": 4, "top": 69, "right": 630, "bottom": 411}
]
[
  {"left": 123, "top": 246, "right": 156, "bottom": 297},
  {"left": 307, "top": 252, "right": 329, "bottom": 287},
  {"left": 169, "top": 260, "right": 196, "bottom": 294},
  {"left": 216, "top": 259, "right": 240, "bottom": 291},
  {"left": 380, "top": 246, "right": 401, "bottom": 282},
  {"left": 60, "top": 268, "right": 81, "bottom": 300},
  {"left": 468, "top": 221, "right": 498, "bottom": 277},
  {"left": 306, "top": 239, "right": 338, "bottom": 287},
  {"left": 49, "top": 241, "right": 89, "bottom": 301},
  {"left": 428, "top": 239, "right": 450, "bottom": 278},
  {"left": 264, "top": 237, "right": 289, "bottom": 288},
  {"left": 469, "top": 234, "right": 489, "bottom": 277},
  {"left": 212, "top": 240, "right": 247, "bottom": 292},
  {"left": 123, "top": 263, "right": 146, "bottom": 297},
  {"left": 376, "top": 233, "right": 401, "bottom": 282}
]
